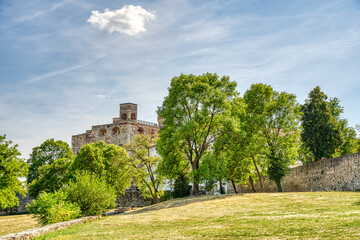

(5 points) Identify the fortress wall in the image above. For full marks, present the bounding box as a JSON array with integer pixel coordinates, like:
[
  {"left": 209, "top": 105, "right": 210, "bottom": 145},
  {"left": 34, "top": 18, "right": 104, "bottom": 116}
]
[{"left": 228, "top": 152, "right": 360, "bottom": 193}]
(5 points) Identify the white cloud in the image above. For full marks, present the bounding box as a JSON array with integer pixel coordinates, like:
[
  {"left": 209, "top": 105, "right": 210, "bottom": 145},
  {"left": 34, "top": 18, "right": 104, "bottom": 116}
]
[{"left": 87, "top": 5, "right": 156, "bottom": 36}]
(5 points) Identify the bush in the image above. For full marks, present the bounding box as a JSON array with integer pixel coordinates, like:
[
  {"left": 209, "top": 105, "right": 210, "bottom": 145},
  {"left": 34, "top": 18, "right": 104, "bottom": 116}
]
[
  {"left": 173, "top": 173, "right": 192, "bottom": 198},
  {"left": 64, "top": 172, "right": 116, "bottom": 216},
  {"left": 27, "top": 191, "right": 81, "bottom": 225},
  {"left": 159, "top": 190, "right": 173, "bottom": 202}
]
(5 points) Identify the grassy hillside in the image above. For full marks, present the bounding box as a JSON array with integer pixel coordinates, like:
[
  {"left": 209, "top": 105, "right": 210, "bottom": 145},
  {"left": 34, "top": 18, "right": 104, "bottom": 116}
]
[{"left": 31, "top": 192, "right": 360, "bottom": 239}]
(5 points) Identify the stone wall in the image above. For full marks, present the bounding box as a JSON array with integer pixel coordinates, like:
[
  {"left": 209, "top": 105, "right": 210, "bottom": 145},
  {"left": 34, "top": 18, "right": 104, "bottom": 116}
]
[
  {"left": 71, "top": 103, "right": 160, "bottom": 155},
  {"left": 116, "top": 189, "right": 151, "bottom": 207},
  {"left": 228, "top": 152, "right": 360, "bottom": 193}
]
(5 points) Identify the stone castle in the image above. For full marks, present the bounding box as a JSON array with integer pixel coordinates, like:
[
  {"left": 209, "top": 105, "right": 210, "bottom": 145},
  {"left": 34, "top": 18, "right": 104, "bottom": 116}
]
[{"left": 71, "top": 103, "right": 163, "bottom": 155}]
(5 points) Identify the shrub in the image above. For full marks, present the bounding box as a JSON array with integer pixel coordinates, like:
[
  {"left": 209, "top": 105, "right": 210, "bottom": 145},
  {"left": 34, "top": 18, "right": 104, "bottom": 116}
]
[
  {"left": 173, "top": 173, "right": 192, "bottom": 198},
  {"left": 159, "top": 190, "right": 173, "bottom": 202},
  {"left": 27, "top": 191, "right": 80, "bottom": 225},
  {"left": 64, "top": 172, "right": 116, "bottom": 216}
]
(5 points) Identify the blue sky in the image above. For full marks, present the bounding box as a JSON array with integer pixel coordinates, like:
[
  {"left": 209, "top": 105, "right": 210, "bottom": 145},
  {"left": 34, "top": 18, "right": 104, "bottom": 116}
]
[{"left": 1, "top": 0, "right": 360, "bottom": 158}]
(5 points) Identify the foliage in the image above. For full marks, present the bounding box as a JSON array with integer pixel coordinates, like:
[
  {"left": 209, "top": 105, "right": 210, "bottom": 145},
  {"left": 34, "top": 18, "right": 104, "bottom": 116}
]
[
  {"left": 27, "top": 139, "right": 72, "bottom": 184},
  {"left": 220, "top": 84, "right": 300, "bottom": 192},
  {"left": 172, "top": 172, "right": 192, "bottom": 198},
  {"left": 0, "top": 135, "right": 28, "bottom": 210},
  {"left": 27, "top": 191, "right": 80, "bottom": 225},
  {"left": 28, "top": 157, "right": 74, "bottom": 198},
  {"left": 333, "top": 119, "right": 358, "bottom": 157},
  {"left": 157, "top": 73, "right": 237, "bottom": 195},
  {"left": 301, "top": 86, "right": 342, "bottom": 162},
  {"left": 72, "top": 141, "right": 132, "bottom": 195},
  {"left": 198, "top": 152, "right": 227, "bottom": 194},
  {"left": 64, "top": 172, "right": 116, "bottom": 216},
  {"left": 159, "top": 190, "right": 173, "bottom": 202},
  {"left": 125, "top": 134, "right": 164, "bottom": 204}
]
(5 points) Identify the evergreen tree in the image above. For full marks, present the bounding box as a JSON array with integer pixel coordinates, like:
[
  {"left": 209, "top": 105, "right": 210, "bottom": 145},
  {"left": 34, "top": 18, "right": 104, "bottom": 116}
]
[{"left": 301, "top": 86, "right": 343, "bottom": 162}]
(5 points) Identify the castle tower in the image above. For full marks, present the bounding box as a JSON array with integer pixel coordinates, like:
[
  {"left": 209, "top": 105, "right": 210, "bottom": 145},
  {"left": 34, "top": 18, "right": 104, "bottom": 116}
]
[
  {"left": 119, "top": 103, "right": 137, "bottom": 143},
  {"left": 119, "top": 103, "right": 137, "bottom": 123}
]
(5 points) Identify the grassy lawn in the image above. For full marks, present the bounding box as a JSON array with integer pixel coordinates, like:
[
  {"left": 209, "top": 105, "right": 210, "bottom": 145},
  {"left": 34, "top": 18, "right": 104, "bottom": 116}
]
[
  {"left": 0, "top": 213, "right": 39, "bottom": 236},
  {"left": 34, "top": 192, "right": 360, "bottom": 239}
]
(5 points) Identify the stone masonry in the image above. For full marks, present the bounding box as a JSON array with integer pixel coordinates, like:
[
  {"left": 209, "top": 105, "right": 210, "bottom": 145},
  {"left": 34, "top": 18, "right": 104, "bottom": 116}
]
[
  {"left": 71, "top": 103, "right": 161, "bottom": 207},
  {"left": 71, "top": 103, "right": 161, "bottom": 155},
  {"left": 227, "top": 152, "right": 360, "bottom": 193}
]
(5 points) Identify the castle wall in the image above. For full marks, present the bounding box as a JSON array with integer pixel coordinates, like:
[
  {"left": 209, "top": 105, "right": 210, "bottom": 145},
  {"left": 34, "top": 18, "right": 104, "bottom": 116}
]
[
  {"left": 71, "top": 103, "right": 160, "bottom": 155},
  {"left": 227, "top": 152, "right": 360, "bottom": 193}
]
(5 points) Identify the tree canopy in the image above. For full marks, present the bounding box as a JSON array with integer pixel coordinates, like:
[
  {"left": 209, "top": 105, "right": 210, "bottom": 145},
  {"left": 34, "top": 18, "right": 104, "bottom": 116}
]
[
  {"left": 157, "top": 73, "right": 237, "bottom": 195},
  {"left": 27, "top": 139, "right": 73, "bottom": 184},
  {"left": 301, "top": 86, "right": 354, "bottom": 162},
  {"left": 0, "top": 135, "right": 28, "bottom": 210},
  {"left": 72, "top": 141, "right": 132, "bottom": 195}
]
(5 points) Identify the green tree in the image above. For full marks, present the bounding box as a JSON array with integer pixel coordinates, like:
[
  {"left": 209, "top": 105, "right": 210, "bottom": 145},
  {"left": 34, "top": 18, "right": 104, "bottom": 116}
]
[
  {"left": 27, "top": 139, "right": 73, "bottom": 184},
  {"left": 64, "top": 172, "right": 116, "bottom": 216},
  {"left": 157, "top": 73, "right": 237, "bottom": 195},
  {"left": 0, "top": 135, "right": 28, "bottom": 210},
  {"left": 28, "top": 157, "right": 73, "bottom": 198},
  {"left": 172, "top": 172, "right": 192, "bottom": 198},
  {"left": 125, "top": 134, "right": 164, "bottom": 204},
  {"left": 254, "top": 87, "right": 300, "bottom": 192},
  {"left": 222, "top": 84, "right": 301, "bottom": 192},
  {"left": 301, "top": 87, "right": 343, "bottom": 162},
  {"left": 72, "top": 141, "right": 132, "bottom": 195},
  {"left": 333, "top": 120, "right": 358, "bottom": 157}
]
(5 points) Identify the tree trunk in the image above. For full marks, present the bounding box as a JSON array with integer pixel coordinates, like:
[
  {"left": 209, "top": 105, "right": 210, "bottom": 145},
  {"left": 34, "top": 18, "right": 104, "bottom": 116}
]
[
  {"left": 251, "top": 156, "right": 264, "bottom": 193},
  {"left": 191, "top": 159, "right": 200, "bottom": 196},
  {"left": 248, "top": 175, "right": 256, "bottom": 192},
  {"left": 231, "top": 180, "right": 238, "bottom": 194},
  {"left": 219, "top": 180, "right": 224, "bottom": 194},
  {"left": 275, "top": 179, "right": 283, "bottom": 192},
  {"left": 192, "top": 182, "right": 200, "bottom": 196}
]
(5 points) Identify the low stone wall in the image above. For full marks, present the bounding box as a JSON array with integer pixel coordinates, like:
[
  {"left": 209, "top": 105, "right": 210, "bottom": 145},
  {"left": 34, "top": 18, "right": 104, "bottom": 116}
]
[
  {"left": 228, "top": 152, "right": 360, "bottom": 193},
  {"left": 0, "top": 216, "right": 100, "bottom": 240},
  {"left": 116, "top": 189, "right": 151, "bottom": 207}
]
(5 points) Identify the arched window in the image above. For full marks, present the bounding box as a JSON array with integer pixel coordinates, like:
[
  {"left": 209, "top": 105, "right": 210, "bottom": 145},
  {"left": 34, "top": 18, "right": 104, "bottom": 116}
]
[
  {"left": 113, "top": 127, "right": 120, "bottom": 135},
  {"left": 138, "top": 127, "right": 144, "bottom": 134},
  {"left": 131, "top": 113, "right": 136, "bottom": 120},
  {"left": 100, "top": 128, "right": 107, "bottom": 135},
  {"left": 121, "top": 113, "right": 127, "bottom": 120}
]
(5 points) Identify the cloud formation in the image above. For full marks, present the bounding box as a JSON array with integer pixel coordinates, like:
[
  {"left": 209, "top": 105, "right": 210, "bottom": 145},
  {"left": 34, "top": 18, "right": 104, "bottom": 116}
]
[{"left": 87, "top": 5, "right": 156, "bottom": 35}]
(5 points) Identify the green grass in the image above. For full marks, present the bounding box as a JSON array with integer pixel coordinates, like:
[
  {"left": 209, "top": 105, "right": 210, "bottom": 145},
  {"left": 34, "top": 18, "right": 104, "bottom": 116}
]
[
  {"left": 33, "top": 192, "right": 360, "bottom": 239},
  {"left": 0, "top": 214, "right": 39, "bottom": 236}
]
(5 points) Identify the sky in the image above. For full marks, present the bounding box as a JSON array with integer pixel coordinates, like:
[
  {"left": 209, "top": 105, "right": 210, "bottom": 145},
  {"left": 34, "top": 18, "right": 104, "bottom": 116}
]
[{"left": 1, "top": 0, "right": 360, "bottom": 158}]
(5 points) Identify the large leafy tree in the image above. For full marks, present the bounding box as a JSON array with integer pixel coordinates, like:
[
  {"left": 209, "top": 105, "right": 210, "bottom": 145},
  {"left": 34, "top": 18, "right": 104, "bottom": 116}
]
[
  {"left": 221, "top": 84, "right": 301, "bottom": 192},
  {"left": 72, "top": 141, "right": 132, "bottom": 195},
  {"left": 301, "top": 86, "right": 343, "bottom": 162},
  {"left": 250, "top": 85, "right": 301, "bottom": 192},
  {"left": 0, "top": 135, "right": 28, "bottom": 210},
  {"left": 157, "top": 73, "right": 237, "bottom": 195},
  {"left": 27, "top": 139, "right": 73, "bottom": 184},
  {"left": 28, "top": 157, "right": 73, "bottom": 198},
  {"left": 125, "top": 134, "right": 163, "bottom": 204}
]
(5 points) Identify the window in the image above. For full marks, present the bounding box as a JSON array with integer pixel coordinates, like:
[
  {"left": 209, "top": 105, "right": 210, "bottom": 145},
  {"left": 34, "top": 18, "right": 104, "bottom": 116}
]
[
  {"left": 100, "top": 128, "right": 107, "bottom": 135},
  {"left": 113, "top": 127, "right": 120, "bottom": 135},
  {"left": 138, "top": 127, "right": 144, "bottom": 134},
  {"left": 131, "top": 113, "right": 136, "bottom": 120},
  {"left": 121, "top": 113, "right": 127, "bottom": 120}
]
